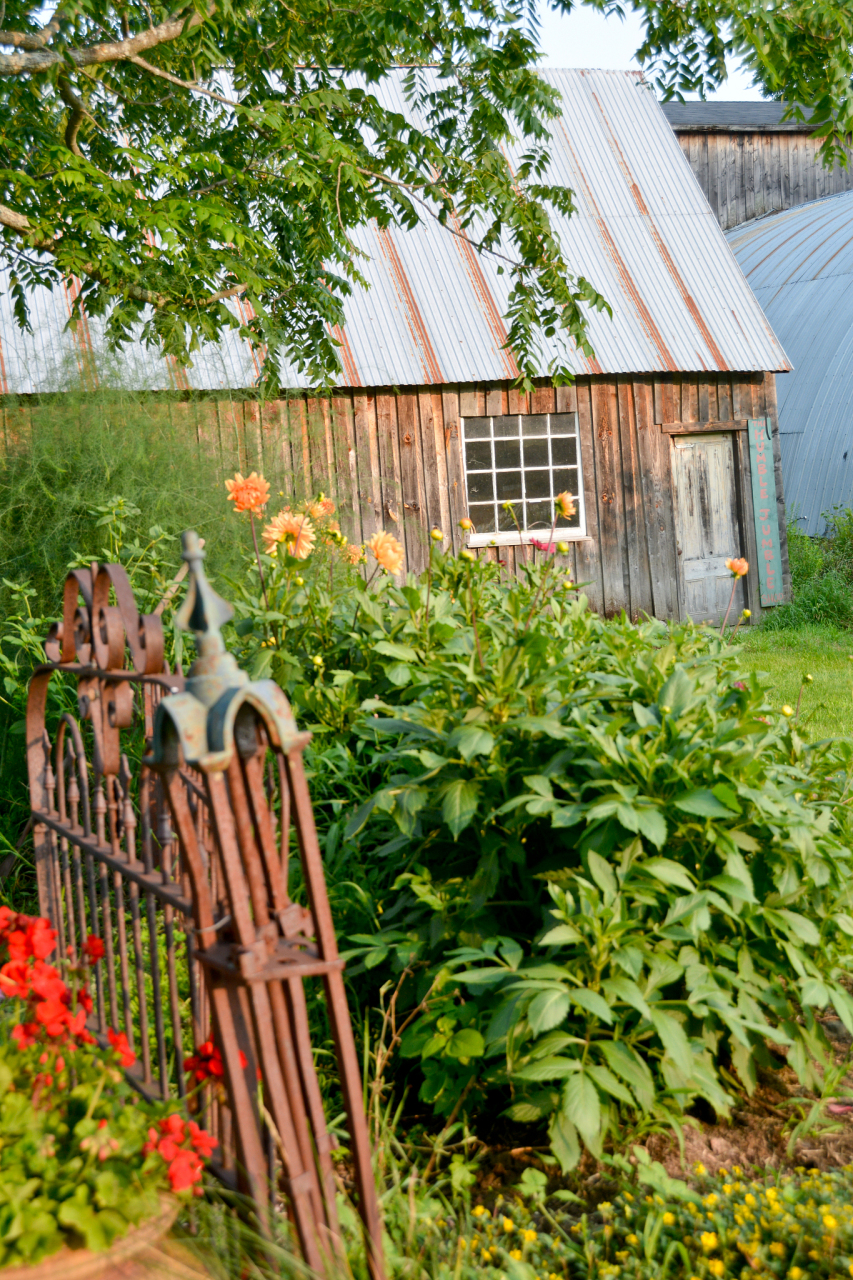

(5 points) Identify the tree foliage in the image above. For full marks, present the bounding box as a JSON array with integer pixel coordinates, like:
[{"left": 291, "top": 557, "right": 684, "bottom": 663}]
[{"left": 1, "top": 0, "right": 852, "bottom": 389}]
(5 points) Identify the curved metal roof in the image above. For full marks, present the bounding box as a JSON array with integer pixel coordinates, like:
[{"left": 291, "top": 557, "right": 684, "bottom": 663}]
[
  {"left": 0, "top": 69, "right": 788, "bottom": 395},
  {"left": 727, "top": 190, "right": 853, "bottom": 535}
]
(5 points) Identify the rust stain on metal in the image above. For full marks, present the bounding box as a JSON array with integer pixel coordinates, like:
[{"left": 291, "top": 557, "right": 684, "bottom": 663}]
[
  {"left": 0, "top": 334, "right": 8, "bottom": 395},
  {"left": 556, "top": 117, "right": 678, "bottom": 372},
  {"left": 587, "top": 92, "right": 729, "bottom": 372},
  {"left": 331, "top": 324, "right": 362, "bottom": 387},
  {"left": 376, "top": 228, "right": 445, "bottom": 384},
  {"left": 234, "top": 295, "right": 267, "bottom": 384},
  {"left": 447, "top": 212, "right": 520, "bottom": 380}
]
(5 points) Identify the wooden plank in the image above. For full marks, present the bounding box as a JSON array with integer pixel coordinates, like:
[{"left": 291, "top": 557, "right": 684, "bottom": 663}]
[
  {"left": 661, "top": 419, "right": 748, "bottom": 434},
  {"left": 531, "top": 381, "right": 556, "bottom": 414},
  {"left": 397, "top": 391, "right": 425, "bottom": 574},
  {"left": 196, "top": 399, "right": 221, "bottom": 472},
  {"left": 698, "top": 378, "right": 710, "bottom": 424},
  {"left": 353, "top": 394, "right": 379, "bottom": 543},
  {"left": 573, "top": 379, "right": 604, "bottom": 613},
  {"left": 376, "top": 393, "right": 403, "bottom": 533},
  {"left": 616, "top": 377, "right": 653, "bottom": 619},
  {"left": 418, "top": 389, "right": 448, "bottom": 536},
  {"left": 332, "top": 395, "right": 361, "bottom": 543},
  {"left": 736, "top": 425, "right": 764, "bottom": 623},
  {"left": 634, "top": 378, "right": 678, "bottom": 620},
  {"left": 683, "top": 376, "right": 699, "bottom": 425},
  {"left": 217, "top": 398, "right": 244, "bottom": 470},
  {"left": 555, "top": 384, "right": 578, "bottom": 414},
  {"left": 763, "top": 372, "right": 792, "bottom": 602},
  {"left": 508, "top": 385, "right": 529, "bottom": 414},
  {"left": 241, "top": 400, "right": 262, "bottom": 472},
  {"left": 592, "top": 380, "right": 630, "bottom": 616},
  {"left": 485, "top": 387, "right": 503, "bottom": 416},
  {"left": 459, "top": 388, "right": 485, "bottom": 417},
  {"left": 441, "top": 390, "right": 465, "bottom": 553}
]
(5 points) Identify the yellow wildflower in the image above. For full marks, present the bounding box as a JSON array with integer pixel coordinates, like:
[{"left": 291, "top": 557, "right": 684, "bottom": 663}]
[
  {"left": 809, "top": 1250, "right": 820, "bottom": 1260},
  {"left": 770, "top": 1241, "right": 786, "bottom": 1258},
  {"left": 722, "top": 1184, "right": 732, "bottom": 1195},
  {"left": 523, "top": 1229, "right": 537, "bottom": 1243},
  {"left": 708, "top": 1262, "right": 724, "bottom": 1278},
  {"left": 704, "top": 1194, "right": 718, "bottom": 1209},
  {"left": 823, "top": 1214, "right": 838, "bottom": 1231},
  {"left": 790, "top": 1269, "right": 804, "bottom": 1280},
  {"left": 509, "top": 1249, "right": 522, "bottom": 1261},
  {"left": 694, "top": 1162, "right": 707, "bottom": 1175},
  {"left": 700, "top": 1232, "right": 718, "bottom": 1252},
  {"left": 472, "top": 1206, "right": 487, "bottom": 1217},
  {"left": 662, "top": 1212, "right": 676, "bottom": 1226},
  {"left": 626, "top": 1235, "right": 639, "bottom": 1246},
  {"left": 744, "top": 1194, "right": 757, "bottom": 1209},
  {"left": 502, "top": 1218, "right": 515, "bottom": 1234},
  {"left": 481, "top": 1250, "right": 491, "bottom": 1263}
]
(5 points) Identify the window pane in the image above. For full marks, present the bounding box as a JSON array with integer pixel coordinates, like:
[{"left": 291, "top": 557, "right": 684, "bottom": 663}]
[
  {"left": 464, "top": 417, "right": 491, "bottom": 439},
  {"left": 550, "top": 413, "right": 577, "bottom": 435},
  {"left": 468, "top": 503, "right": 496, "bottom": 532},
  {"left": 498, "top": 503, "right": 520, "bottom": 531},
  {"left": 467, "top": 472, "right": 494, "bottom": 502},
  {"left": 523, "top": 439, "right": 549, "bottom": 468},
  {"left": 493, "top": 415, "right": 520, "bottom": 438},
  {"left": 552, "top": 468, "right": 578, "bottom": 495},
  {"left": 465, "top": 440, "right": 492, "bottom": 471},
  {"left": 521, "top": 414, "right": 548, "bottom": 436},
  {"left": 524, "top": 468, "right": 551, "bottom": 499},
  {"left": 496, "top": 470, "right": 523, "bottom": 500},
  {"left": 526, "top": 500, "right": 552, "bottom": 529},
  {"left": 494, "top": 439, "right": 521, "bottom": 470},
  {"left": 551, "top": 436, "right": 577, "bottom": 467}
]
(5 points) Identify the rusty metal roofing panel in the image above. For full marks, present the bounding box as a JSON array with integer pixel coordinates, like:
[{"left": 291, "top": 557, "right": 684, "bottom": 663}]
[
  {"left": 1, "top": 69, "right": 788, "bottom": 396},
  {"left": 728, "top": 190, "right": 853, "bottom": 536}
]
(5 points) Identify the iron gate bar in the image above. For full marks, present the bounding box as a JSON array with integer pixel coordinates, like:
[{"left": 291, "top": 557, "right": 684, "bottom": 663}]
[{"left": 27, "top": 539, "right": 386, "bottom": 1280}]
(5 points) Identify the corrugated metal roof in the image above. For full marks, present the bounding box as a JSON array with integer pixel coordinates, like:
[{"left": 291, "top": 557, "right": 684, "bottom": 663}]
[
  {"left": 0, "top": 68, "right": 788, "bottom": 395},
  {"left": 662, "top": 101, "right": 814, "bottom": 132},
  {"left": 727, "top": 189, "right": 853, "bottom": 535}
]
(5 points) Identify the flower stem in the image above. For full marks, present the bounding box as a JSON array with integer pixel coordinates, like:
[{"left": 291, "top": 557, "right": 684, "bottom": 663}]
[
  {"left": 719, "top": 577, "right": 739, "bottom": 638},
  {"left": 248, "top": 513, "right": 270, "bottom": 613}
]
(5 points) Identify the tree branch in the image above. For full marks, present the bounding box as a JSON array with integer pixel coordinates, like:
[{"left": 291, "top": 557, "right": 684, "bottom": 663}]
[
  {"left": 0, "top": 15, "right": 60, "bottom": 50},
  {"left": 0, "top": 5, "right": 212, "bottom": 76},
  {"left": 0, "top": 200, "right": 246, "bottom": 308},
  {"left": 58, "top": 75, "right": 92, "bottom": 157},
  {"left": 128, "top": 52, "right": 240, "bottom": 106}
]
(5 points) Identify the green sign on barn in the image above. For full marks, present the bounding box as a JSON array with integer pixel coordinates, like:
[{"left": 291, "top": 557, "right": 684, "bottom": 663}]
[{"left": 748, "top": 417, "right": 785, "bottom": 607}]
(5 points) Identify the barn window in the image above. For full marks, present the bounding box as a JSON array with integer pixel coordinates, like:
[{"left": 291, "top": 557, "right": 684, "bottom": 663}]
[{"left": 461, "top": 412, "right": 585, "bottom": 546}]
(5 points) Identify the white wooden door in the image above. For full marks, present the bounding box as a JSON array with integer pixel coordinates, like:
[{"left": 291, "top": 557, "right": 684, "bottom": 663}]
[{"left": 671, "top": 433, "right": 745, "bottom": 624}]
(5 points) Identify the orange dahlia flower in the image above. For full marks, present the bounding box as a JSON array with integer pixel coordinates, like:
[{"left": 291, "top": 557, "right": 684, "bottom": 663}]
[
  {"left": 725, "top": 556, "right": 749, "bottom": 578},
  {"left": 555, "top": 491, "right": 577, "bottom": 521},
  {"left": 367, "top": 530, "right": 405, "bottom": 575},
  {"left": 346, "top": 543, "right": 365, "bottom": 564},
  {"left": 262, "top": 510, "right": 316, "bottom": 560},
  {"left": 225, "top": 471, "right": 270, "bottom": 515},
  {"left": 309, "top": 496, "right": 336, "bottom": 520}
]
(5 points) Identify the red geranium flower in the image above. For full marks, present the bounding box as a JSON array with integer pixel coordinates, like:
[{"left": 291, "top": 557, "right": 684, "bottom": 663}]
[
  {"left": 0, "top": 959, "right": 32, "bottom": 1000},
  {"left": 82, "top": 935, "right": 105, "bottom": 963},
  {"left": 12, "top": 1021, "right": 39, "bottom": 1048},
  {"left": 188, "top": 1121, "right": 218, "bottom": 1159},
  {"left": 167, "top": 1150, "right": 203, "bottom": 1193},
  {"left": 30, "top": 961, "right": 68, "bottom": 1003},
  {"left": 184, "top": 1040, "right": 225, "bottom": 1083},
  {"left": 107, "top": 1027, "right": 135, "bottom": 1068},
  {"left": 35, "top": 998, "right": 71, "bottom": 1037}
]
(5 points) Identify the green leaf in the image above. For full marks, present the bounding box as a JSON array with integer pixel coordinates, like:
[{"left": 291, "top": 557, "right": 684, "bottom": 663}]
[
  {"left": 374, "top": 640, "right": 419, "bottom": 661},
  {"left": 539, "top": 923, "right": 582, "bottom": 946},
  {"left": 548, "top": 1109, "right": 580, "bottom": 1173},
  {"left": 674, "top": 789, "right": 735, "bottom": 818},
  {"left": 586, "top": 1062, "right": 635, "bottom": 1107},
  {"left": 640, "top": 858, "right": 695, "bottom": 891},
  {"left": 562, "top": 1071, "right": 601, "bottom": 1149},
  {"left": 587, "top": 850, "right": 618, "bottom": 903},
  {"left": 528, "top": 989, "right": 571, "bottom": 1035},
  {"left": 601, "top": 976, "right": 652, "bottom": 1020},
  {"left": 452, "top": 725, "right": 495, "bottom": 761},
  {"left": 514, "top": 1055, "right": 581, "bottom": 1082},
  {"left": 650, "top": 1009, "right": 694, "bottom": 1076},
  {"left": 440, "top": 779, "right": 480, "bottom": 838},
  {"left": 384, "top": 661, "right": 411, "bottom": 687},
  {"left": 598, "top": 1041, "right": 655, "bottom": 1112},
  {"left": 775, "top": 909, "right": 820, "bottom": 947},
  {"left": 570, "top": 988, "right": 613, "bottom": 1024},
  {"left": 446, "top": 1028, "right": 485, "bottom": 1058}
]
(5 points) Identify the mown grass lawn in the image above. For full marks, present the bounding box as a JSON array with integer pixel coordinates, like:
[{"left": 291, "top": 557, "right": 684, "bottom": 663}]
[{"left": 734, "top": 622, "right": 853, "bottom": 739}]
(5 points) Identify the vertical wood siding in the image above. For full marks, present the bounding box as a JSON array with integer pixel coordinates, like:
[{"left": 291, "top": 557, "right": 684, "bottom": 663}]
[
  {"left": 1, "top": 371, "right": 789, "bottom": 621},
  {"left": 675, "top": 130, "right": 853, "bottom": 231}
]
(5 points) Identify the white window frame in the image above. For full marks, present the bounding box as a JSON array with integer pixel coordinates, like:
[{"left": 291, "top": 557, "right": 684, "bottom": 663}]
[{"left": 460, "top": 411, "right": 588, "bottom": 548}]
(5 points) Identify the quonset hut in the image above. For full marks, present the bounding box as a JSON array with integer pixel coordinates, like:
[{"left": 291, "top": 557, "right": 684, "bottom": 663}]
[
  {"left": 0, "top": 70, "right": 792, "bottom": 622},
  {"left": 727, "top": 190, "right": 853, "bottom": 536}
]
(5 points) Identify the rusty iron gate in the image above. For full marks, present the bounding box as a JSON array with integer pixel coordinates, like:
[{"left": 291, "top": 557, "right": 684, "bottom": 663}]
[{"left": 26, "top": 533, "right": 385, "bottom": 1279}]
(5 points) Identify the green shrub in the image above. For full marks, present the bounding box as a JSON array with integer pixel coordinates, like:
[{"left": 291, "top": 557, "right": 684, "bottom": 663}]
[{"left": 220, "top": 522, "right": 853, "bottom": 1171}]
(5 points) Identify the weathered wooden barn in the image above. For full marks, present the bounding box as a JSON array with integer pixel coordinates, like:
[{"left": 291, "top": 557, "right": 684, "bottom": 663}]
[
  {"left": 0, "top": 71, "right": 792, "bottom": 623},
  {"left": 662, "top": 101, "right": 853, "bottom": 232}
]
